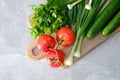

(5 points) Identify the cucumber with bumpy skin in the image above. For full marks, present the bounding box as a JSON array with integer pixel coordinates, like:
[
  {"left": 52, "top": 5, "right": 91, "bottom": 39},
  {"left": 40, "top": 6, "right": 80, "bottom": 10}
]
[
  {"left": 102, "top": 11, "right": 120, "bottom": 37},
  {"left": 87, "top": 0, "right": 120, "bottom": 39}
]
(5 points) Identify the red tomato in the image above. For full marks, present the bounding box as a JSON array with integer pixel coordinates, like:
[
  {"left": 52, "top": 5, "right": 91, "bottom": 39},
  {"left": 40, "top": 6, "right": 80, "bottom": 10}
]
[
  {"left": 46, "top": 49, "right": 65, "bottom": 68},
  {"left": 56, "top": 26, "right": 75, "bottom": 46},
  {"left": 37, "top": 34, "right": 55, "bottom": 53}
]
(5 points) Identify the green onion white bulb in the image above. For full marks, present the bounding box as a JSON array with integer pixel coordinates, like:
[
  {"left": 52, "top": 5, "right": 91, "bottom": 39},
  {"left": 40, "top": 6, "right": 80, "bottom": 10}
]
[
  {"left": 65, "top": 55, "right": 73, "bottom": 65},
  {"left": 74, "top": 51, "right": 81, "bottom": 57},
  {"left": 85, "top": 0, "right": 92, "bottom": 10},
  {"left": 67, "top": 0, "right": 82, "bottom": 10}
]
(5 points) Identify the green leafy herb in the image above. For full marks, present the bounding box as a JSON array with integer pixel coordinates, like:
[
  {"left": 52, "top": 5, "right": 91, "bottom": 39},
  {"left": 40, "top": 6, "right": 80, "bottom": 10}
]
[{"left": 30, "top": 4, "right": 68, "bottom": 38}]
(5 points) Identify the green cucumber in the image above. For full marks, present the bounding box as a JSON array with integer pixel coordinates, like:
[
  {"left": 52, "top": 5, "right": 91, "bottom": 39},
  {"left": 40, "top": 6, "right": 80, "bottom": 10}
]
[
  {"left": 87, "top": 0, "right": 120, "bottom": 39},
  {"left": 102, "top": 11, "right": 120, "bottom": 36}
]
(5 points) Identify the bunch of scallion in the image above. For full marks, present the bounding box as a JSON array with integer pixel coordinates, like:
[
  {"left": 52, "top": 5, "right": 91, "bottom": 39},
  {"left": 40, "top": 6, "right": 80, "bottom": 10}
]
[{"left": 65, "top": 0, "right": 108, "bottom": 65}]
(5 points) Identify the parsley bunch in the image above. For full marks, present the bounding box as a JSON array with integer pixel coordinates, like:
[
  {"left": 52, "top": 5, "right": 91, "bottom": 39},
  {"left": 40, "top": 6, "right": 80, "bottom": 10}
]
[{"left": 30, "top": 4, "right": 67, "bottom": 38}]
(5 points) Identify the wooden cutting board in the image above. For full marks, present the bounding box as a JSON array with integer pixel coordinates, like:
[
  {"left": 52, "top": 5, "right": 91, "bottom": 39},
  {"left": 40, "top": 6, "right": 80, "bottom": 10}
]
[{"left": 26, "top": 14, "right": 120, "bottom": 68}]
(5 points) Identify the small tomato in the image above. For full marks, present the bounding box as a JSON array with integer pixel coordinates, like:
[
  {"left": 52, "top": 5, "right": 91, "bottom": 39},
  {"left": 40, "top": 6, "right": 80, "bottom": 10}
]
[
  {"left": 37, "top": 34, "right": 55, "bottom": 53},
  {"left": 46, "top": 49, "right": 65, "bottom": 68},
  {"left": 56, "top": 26, "right": 75, "bottom": 46}
]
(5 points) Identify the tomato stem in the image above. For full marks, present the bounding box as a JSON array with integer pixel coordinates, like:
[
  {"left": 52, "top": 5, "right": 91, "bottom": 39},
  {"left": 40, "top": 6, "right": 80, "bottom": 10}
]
[
  {"left": 47, "top": 46, "right": 51, "bottom": 50},
  {"left": 55, "top": 39, "right": 64, "bottom": 49},
  {"left": 55, "top": 50, "right": 64, "bottom": 67}
]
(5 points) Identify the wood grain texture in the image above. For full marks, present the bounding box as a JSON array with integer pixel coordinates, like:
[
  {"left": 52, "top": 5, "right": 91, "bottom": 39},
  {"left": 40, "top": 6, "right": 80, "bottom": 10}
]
[{"left": 26, "top": 13, "right": 120, "bottom": 68}]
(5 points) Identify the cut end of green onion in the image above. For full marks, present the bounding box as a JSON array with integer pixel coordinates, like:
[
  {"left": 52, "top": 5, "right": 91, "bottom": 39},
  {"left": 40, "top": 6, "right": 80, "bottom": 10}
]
[
  {"left": 67, "top": 0, "right": 82, "bottom": 10},
  {"left": 85, "top": 5, "right": 91, "bottom": 10},
  {"left": 65, "top": 60, "right": 72, "bottom": 65},
  {"left": 65, "top": 57, "right": 73, "bottom": 65},
  {"left": 85, "top": 0, "right": 92, "bottom": 10},
  {"left": 67, "top": 4, "right": 73, "bottom": 10},
  {"left": 74, "top": 51, "right": 81, "bottom": 57}
]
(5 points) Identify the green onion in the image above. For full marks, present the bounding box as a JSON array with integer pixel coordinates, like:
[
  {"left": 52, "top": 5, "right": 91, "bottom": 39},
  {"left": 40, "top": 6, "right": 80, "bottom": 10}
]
[
  {"left": 74, "top": 0, "right": 108, "bottom": 57},
  {"left": 67, "top": 0, "right": 82, "bottom": 10},
  {"left": 85, "top": 0, "right": 92, "bottom": 10},
  {"left": 65, "top": 0, "right": 105, "bottom": 65},
  {"left": 74, "top": 33, "right": 85, "bottom": 57},
  {"left": 74, "top": 0, "right": 89, "bottom": 57}
]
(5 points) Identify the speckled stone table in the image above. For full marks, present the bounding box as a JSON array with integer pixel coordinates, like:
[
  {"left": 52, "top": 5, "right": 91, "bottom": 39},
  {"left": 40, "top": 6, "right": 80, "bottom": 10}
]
[{"left": 0, "top": 0, "right": 120, "bottom": 80}]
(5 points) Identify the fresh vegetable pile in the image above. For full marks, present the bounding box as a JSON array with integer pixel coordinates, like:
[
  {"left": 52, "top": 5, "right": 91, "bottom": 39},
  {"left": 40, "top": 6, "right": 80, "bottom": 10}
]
[{"left": 28, "top": 0, "right": 120, "bottom": 68}]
